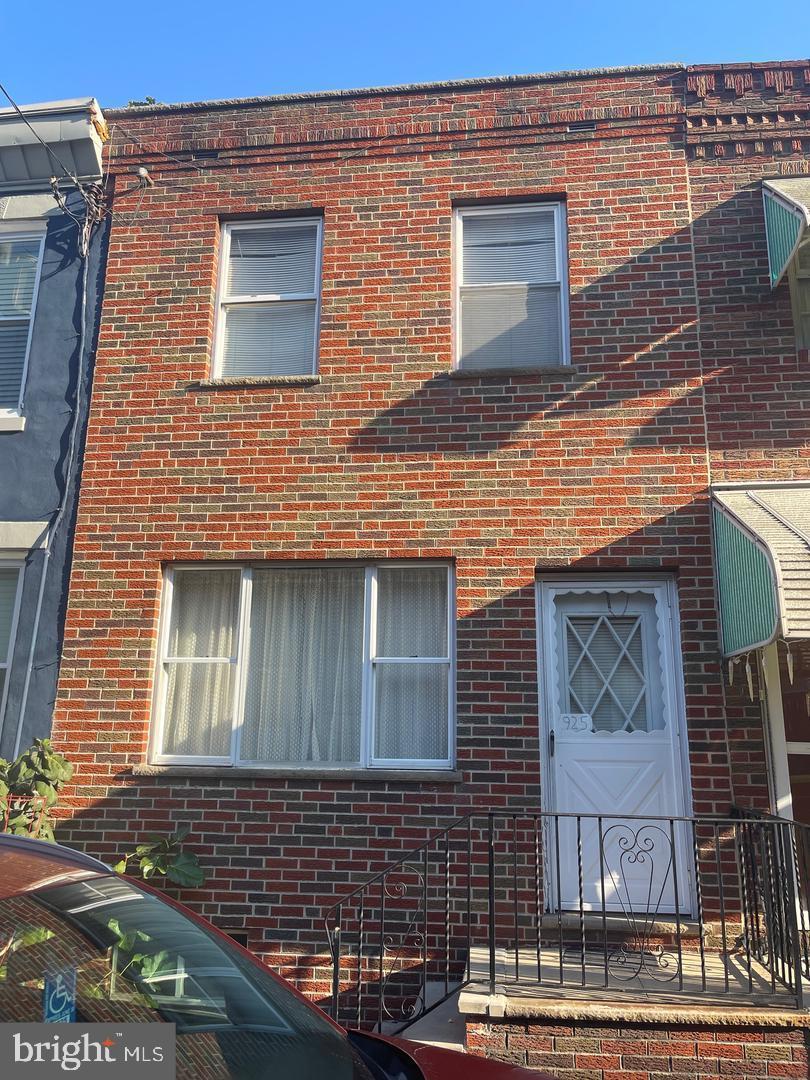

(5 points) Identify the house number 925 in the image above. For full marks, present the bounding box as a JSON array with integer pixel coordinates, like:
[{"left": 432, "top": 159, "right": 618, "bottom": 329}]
[{"left": 559, "top": 714, "right": 592, "bottom": 733}]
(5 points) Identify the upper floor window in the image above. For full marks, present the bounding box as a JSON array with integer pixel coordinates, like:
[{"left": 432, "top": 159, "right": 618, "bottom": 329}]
[
  {"left": 152, "top": 562, "right": 454, "bottom": 770},
  {"left": 454, "top": 202, "right": 569, "bottom": 371},
  {"left": 788, "top": 243, "right": 810, "bottom": 349},
  {"left": 213, "top": 218, "right": 322, "bottom": 378},
  {"left": 0, "top": 232, "right": 45, "bottom": 414}
]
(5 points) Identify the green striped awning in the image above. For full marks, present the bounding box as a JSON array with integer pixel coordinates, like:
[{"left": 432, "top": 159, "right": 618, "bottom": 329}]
[
  {"left": 712, "top": 486, "right": 810, "bottom": 657},
  {"left": 763, "top": 179, "right": 810, "bottom": 287}
]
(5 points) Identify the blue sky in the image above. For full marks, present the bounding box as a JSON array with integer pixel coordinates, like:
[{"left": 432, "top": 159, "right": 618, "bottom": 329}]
[{"left": 4, "top": 0, "right": 810, "bottom": 110}]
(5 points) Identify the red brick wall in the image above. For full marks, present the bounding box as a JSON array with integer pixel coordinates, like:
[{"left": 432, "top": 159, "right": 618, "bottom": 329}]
[
  {"left": 466, "top": 1016, "right": 810, "bottom": 1078},
  {"left": 49, "top": 63, "right": 810, "bottom": 979}
]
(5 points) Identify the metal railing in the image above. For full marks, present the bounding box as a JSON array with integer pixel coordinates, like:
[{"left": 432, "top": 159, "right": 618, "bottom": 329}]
[
  {"left": 325, "top": 809, "right": 810, "bottom": 1032},
  {"left": 324, "top": 814, "right": 475, "bottom": 1032}
]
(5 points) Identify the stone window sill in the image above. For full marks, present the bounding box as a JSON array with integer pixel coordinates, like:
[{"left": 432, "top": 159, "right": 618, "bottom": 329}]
[
  {"left": 192, "top": 375, "right": 321, "bottom": 389},
  {"left": 446, "top": 366, "right": 574, "bottom": 379},
  {"left": 132, "top": 765, "right": 463, "bottom": 783},
  {"left": 0, "top": 414, "right": 26, "bottom": 432}
]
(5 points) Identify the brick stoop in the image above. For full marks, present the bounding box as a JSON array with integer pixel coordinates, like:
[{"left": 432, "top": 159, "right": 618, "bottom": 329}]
[{"left": 465, "top": 1007, "right": 810, "bottom": 1079}]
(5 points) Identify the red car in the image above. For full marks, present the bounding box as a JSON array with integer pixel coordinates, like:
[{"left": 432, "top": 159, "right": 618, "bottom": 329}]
[{"left": 0, "top": 834, "right": 546, "bottom": 1079}]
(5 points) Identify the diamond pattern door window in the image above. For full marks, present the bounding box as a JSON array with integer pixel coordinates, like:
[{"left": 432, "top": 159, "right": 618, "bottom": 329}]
[{"left": 563, "top": 614, "right": 652, "bottom": 733}]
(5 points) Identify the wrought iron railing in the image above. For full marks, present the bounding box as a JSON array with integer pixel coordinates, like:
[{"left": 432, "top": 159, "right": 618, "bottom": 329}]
[
  {"left": 324, "top": 814, "right": 475, "bottom": 1032},
  {"left": 733, "top": 806, "right": 810, "bottom": 987},
  {"left": 325, "top": 809, "right": 810, "bottom": 1033}
]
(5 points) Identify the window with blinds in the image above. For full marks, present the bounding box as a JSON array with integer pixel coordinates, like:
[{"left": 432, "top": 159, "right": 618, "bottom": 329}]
[
  {"left": 0, "top": 567, "right": 22, "bottom": 728},
  {"left": 0, "top": 233, "right": 45, "bottom": 412},
  {"left": 153, "top": 563, "right": 454, "bottom": 769},
  {"left": 455, "top": 203, "right": 568, "bottom": 370},
  {"left": 213, "top": 219, "right": 322, "bottom": 378}
]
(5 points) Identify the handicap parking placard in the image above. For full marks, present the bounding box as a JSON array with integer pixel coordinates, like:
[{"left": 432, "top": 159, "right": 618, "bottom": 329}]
[{"left": 43, "top": 968, "right": 76, "bottom": 1023}]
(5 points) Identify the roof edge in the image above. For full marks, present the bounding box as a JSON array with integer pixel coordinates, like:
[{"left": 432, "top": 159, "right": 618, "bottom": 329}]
[
  {"left": 0, "top": 97, "right": 101, "bottom": 121},
  {"left": 106, "top": 63, "right": 685, "bottom": 118}
]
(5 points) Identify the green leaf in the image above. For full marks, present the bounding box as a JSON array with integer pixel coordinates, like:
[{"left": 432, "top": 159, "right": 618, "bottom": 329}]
[
  {"left": 112, "top": 859, "right": 128, "bottom": 874},
  {"left": 140, "top": 950, "right": 169, "bottom": 979},
  {"left": 166, "top": 851, "right": 205, "bottom": 888}
]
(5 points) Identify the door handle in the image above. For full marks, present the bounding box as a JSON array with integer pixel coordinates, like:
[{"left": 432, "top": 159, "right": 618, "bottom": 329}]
[{"left": 549, "top": 730, "right": 555, "bottom": 758}]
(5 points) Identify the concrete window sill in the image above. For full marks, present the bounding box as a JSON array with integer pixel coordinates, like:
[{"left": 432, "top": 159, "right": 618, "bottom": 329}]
[
  {"left": 192, "top": 375, "right": 322, "bottom": 389},
  {"left": 0, "top": 415, "right": 26, "bottom": 432},
  {"left": 446, "top": 366, "right": 574, "bottom": 379},
  {"left": 132, "top": 765, "right": 463, "bottom": 783}
]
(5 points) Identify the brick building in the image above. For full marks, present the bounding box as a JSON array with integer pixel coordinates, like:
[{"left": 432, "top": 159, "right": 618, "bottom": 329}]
[{"left": 51, "top": 60, "right": 810, "bottom": 1076}]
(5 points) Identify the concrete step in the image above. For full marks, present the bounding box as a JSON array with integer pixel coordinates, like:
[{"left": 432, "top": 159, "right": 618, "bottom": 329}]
[{"left": 399, "top": 985, "right": 465, "bottom": 1052}]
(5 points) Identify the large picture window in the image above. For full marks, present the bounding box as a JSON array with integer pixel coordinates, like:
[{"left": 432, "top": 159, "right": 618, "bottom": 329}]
[
  {"left": 454, "top": 203, "right": 569, "bottom": 370},
  {"left": 153, "top": 563, "right": 454, "bottom": 769}
]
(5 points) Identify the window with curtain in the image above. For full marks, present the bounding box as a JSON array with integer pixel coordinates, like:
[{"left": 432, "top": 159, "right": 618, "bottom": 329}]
[
  {"left": 0, "top": 566, "right": 21, "bottom": 726},
  {"left": 154, "top": 564, "right": 453, "bottom": 768},
  {"left": 0, "top": 233, "right": 45, "bottom": 412},
  {"left": 214, "top": 219, "right": 322, "bottom": 378},
  {"left": 455, "top": 203, "right": 568, "bottom": 371}
]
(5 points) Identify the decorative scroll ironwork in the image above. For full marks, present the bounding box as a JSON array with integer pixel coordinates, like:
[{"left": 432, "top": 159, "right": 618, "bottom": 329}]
[
  {"left": 601, "top": 822, "right": 681, "bottom": 984},
  {"left": 378, "top": 862, "right": 428, "bottom": 1024}
]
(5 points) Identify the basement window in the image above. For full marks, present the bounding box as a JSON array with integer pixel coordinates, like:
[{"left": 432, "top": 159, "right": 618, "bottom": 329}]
[
  {"left": 212, "top": 218, "right": 322, "bottom": 378},
  {"left": 151, "top": 563, "right": 454, "bottom": 770},
  {"left": 454, "top": 202, "right": 569, "bottom": 370}
]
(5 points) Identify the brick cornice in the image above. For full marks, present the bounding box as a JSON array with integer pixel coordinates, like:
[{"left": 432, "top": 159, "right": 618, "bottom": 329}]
[
  {"left": 686, "top": 61, "right": 810, "bottom": 101},
  {"left": 685, "top": 60, "right": 810, "bottom": 157},
  {"left": 108, "top": 102, "right": 683, "bottom": 172}
]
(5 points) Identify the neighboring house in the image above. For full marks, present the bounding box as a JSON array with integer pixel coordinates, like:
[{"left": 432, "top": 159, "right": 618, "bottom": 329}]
[
  {"left": 52, "top": 62, "right": 810, "bottom": 1077},
  {"left": 0, "top": 98, "right": 108, "bottom": 759}
]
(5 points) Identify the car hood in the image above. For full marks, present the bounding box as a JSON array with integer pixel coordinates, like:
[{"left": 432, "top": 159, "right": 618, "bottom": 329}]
[{"left": 363, "top": 1032, "right": 552, "bottom": 1080}]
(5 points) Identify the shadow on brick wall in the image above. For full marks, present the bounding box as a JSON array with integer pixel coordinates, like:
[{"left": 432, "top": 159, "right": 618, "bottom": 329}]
[{"left": 348, "top": 191, "right": 806, "bottom": 458}]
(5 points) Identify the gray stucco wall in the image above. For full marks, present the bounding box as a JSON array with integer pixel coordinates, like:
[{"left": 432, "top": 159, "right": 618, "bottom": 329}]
[{"left": 0, "top": 187, "right": 108, "bottom": 758}]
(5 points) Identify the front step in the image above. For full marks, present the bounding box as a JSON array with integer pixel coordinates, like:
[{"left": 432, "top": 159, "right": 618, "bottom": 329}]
[{"left": 395, "top": 985, "right": 464, "bottom": 1051}]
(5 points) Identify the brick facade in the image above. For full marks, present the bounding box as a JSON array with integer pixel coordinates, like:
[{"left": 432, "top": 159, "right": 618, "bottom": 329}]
[
  {"left": 50, "top": 59, "right": 810, "bottom": 1012},
  {"left": 466, "top": 1017, "right": 810, "bottom": 1079}
]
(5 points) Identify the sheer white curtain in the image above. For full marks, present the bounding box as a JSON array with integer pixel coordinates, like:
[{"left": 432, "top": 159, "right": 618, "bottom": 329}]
[
  {"left": 242, "top": 568, "right": 364, "bottom": 763},
  {"left": 162, "top": 569, "right": 240, "bottom": 758},
  {"left": 373, "top": 567, "right": 449, "bottom": 761}
]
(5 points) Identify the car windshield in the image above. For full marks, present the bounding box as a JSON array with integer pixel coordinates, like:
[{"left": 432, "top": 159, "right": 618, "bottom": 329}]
[{"left": 0, "top": 873, "right": 375, "bottom": 1080}]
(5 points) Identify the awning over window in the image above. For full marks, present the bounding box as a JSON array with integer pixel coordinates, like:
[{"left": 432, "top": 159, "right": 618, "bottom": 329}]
[
  {"left": 763, "top": 179, "right": 810, "bottom": 287},
  {"left": 712, "top": 485, "right": 810, "bottom": 657}
]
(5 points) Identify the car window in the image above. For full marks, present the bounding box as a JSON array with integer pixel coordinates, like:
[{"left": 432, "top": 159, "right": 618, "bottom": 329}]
[{"left": 0, "top": 875, "right": 375, "bottom": 1080}]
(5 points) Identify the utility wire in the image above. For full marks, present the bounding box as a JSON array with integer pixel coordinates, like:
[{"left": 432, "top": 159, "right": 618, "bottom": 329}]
[{"left": 111, "top": 122, "right": 210, "bottom": 173}]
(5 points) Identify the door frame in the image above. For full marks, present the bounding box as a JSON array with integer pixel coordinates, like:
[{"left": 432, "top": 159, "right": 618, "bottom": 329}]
[{"left": 535, "top": 573, "right": 695, "bottom": 911}]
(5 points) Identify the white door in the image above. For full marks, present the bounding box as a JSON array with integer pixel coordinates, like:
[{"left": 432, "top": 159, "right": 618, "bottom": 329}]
[{"left": 538, "top": 578, "right": 692, "bottom": 914}]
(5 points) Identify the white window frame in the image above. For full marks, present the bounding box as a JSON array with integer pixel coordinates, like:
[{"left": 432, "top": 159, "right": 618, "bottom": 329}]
[
  {"left": 0, "top": 226, "right": 46, "bottom": 417},
  {"left": 452, "top": 201, "right": 570, "bottom": 370},
  {"left": 211, "top": 218, "right": 323, "bottom": 378},
  {"left": 150, "top": 562, "right": 455, "bottom": 770},
  {"left": 0, "top": 562, "right": 24, "bottom": 732}
]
